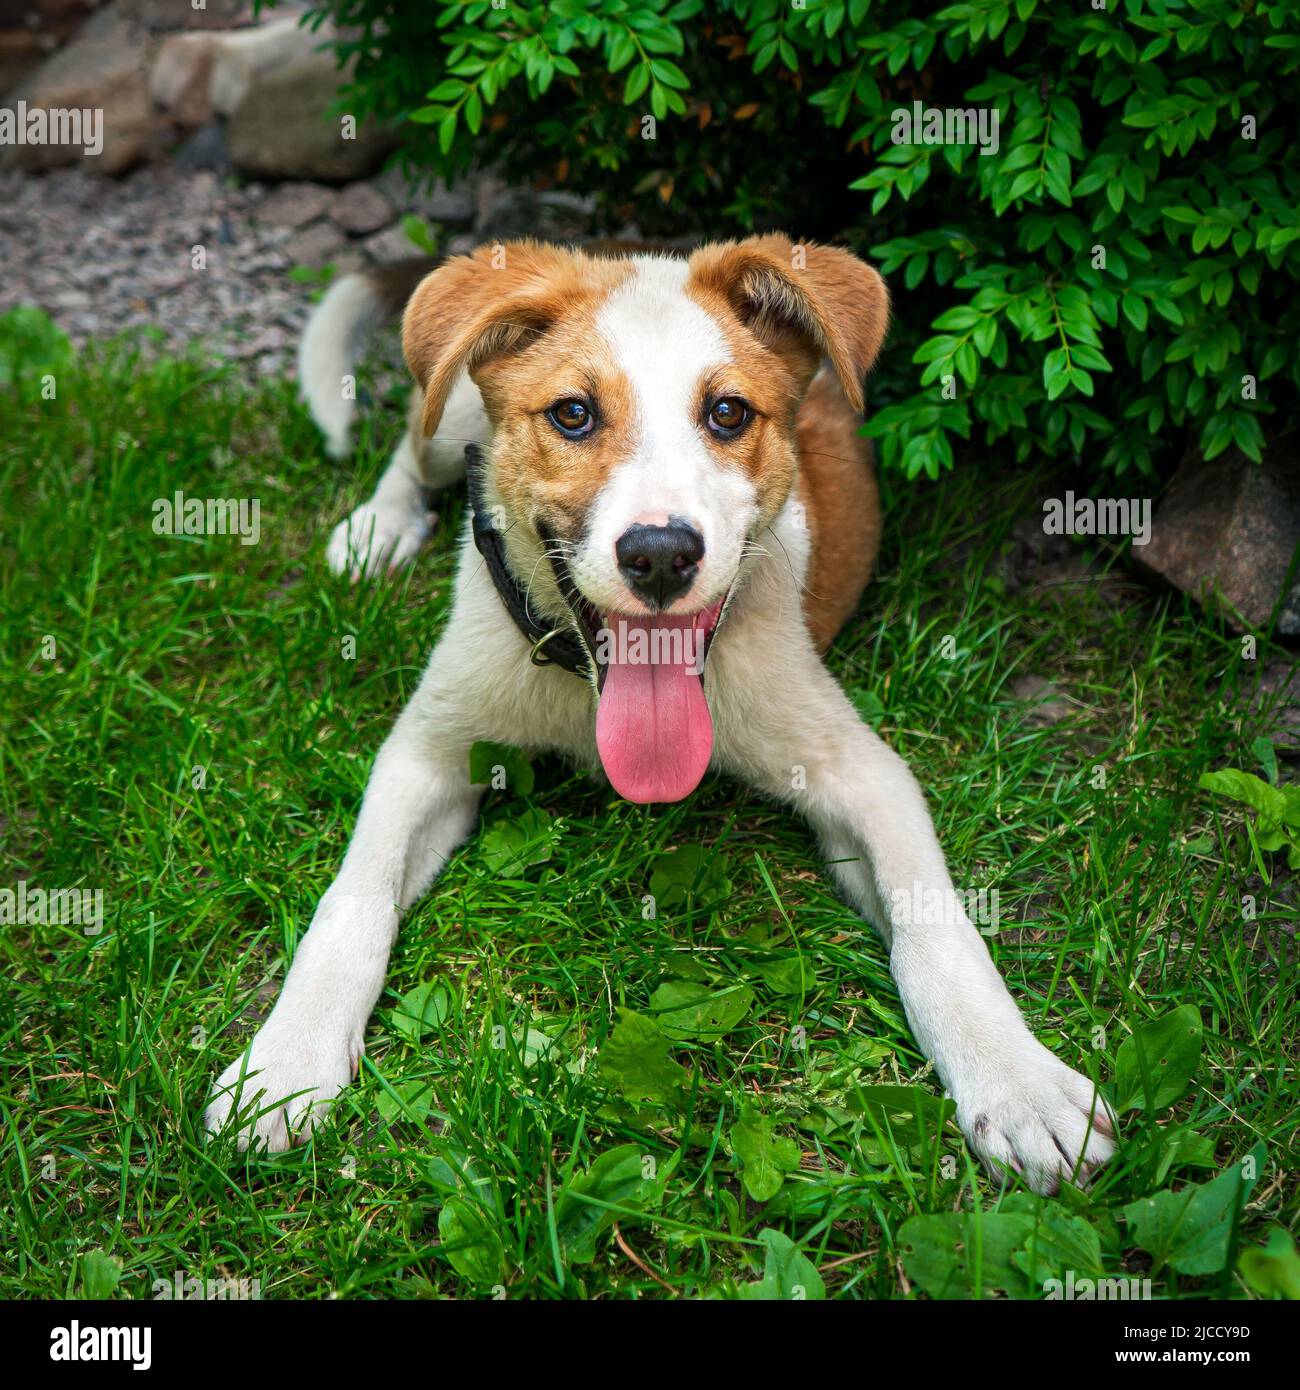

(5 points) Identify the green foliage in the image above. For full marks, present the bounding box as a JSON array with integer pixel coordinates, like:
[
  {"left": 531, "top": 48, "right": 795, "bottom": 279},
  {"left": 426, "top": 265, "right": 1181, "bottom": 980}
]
[
  {"left": 1198, "top": 766, "right": 1300, "bottom": 869},
  {"left": 729, "top": 1104, "right": 801, "bottom": 1201},
  {"left": 303, "top": 0, "right": 1298, "bottom": 481},
  {"left": 1111, "top": 1004, "right": 1202, "bottom": 1113},
  {"left": 1238, "top": 1228, "right": 1300, "bottom": 1300}
]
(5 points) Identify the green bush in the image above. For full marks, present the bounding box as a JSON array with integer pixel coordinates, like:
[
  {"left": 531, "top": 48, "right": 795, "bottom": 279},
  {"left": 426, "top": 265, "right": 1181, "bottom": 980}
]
[{"left": 303, "top": 0, "right": 1300, "bottom": 480}]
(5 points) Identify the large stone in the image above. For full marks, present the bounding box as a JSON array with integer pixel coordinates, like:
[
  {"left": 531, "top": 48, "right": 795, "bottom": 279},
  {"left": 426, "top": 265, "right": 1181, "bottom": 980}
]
[
  {"left": 227, "top": 45, "right": 393, "bottom": 181},
  {"left": 255, "top": 180, "right": 336, "bottom": 228},
  {"left": 374, "top": 165, "right": 476, "bottom": 225},
  {"left": 0, "top": 2, "right": 96, "bottom": 97},
  {"left": 476, "top": 185, "right": 596, "bottom": 240},
  {"left": 118, "top": 0, "right": 254, "bottom": 32},
  {"left": 282, "top": 218, "right": 347, "bottom": 266},
  {"left": 149, "top": 31, "right": 216, "bottom": 126},
  {"left": 330, "top": 180, "right": 392, "bottom": 234},
  {"left": 1, "top": 8, "right": 163, "bottom": 173},
  {"left": 209, "top": 13, "right": 319, "bottom": 116},
  {"left": 1138, "top": 449, "right": 1300, "bottom": 635}
]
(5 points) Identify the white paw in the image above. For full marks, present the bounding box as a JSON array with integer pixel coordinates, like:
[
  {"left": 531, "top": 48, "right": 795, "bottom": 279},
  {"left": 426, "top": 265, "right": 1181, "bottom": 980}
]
[
  {"left": 326, "top": 500, "right": 434, "bottom": 580},
  {"left": 955, "top": 1042, "right": 1116, "bottom": 1195},
  {"left": 204, "top": 1015, "right": 362, "bottom": 1153}
]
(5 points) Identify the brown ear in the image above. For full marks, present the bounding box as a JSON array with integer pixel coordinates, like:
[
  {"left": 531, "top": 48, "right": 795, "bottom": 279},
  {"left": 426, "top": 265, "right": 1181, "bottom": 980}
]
[
  {"left": 687, "top": 234, "right": 890, "bottom": 413},
  {"left": 401, "top": 241, "right": 579, "bottom": 438}
]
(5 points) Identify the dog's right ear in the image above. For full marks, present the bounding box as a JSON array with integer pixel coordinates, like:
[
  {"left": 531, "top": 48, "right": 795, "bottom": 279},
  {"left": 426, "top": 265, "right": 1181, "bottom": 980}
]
[{"left": 402, "top": 241, "right": 574, "bottom": 439}]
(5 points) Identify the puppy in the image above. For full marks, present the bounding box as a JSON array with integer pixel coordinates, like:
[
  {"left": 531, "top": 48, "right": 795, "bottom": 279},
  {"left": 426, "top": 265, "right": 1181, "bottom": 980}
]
[{"left": 205, "top": 236, "right": 1115, "bottom": 1194}]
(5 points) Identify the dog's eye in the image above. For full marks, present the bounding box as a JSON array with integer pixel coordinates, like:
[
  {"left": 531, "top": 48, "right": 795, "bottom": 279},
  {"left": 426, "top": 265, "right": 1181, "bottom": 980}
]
[
  {"left": 547, "top": 399, "right": 594, "bottom": 437},
  {"left": 707, "top": 396, "right": 750, "bottom": 437}
]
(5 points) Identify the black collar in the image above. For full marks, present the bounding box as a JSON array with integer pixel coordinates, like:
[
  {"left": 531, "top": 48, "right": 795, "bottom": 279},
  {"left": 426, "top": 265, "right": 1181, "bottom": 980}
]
[{"left": 463, "top": 443, "right": 592, "bottom": 679}]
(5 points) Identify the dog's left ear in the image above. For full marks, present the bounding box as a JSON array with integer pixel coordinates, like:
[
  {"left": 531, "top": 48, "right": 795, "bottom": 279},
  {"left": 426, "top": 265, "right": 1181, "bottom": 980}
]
[{"left": 688, "top": 235, "right": 889, "bottom": 413}]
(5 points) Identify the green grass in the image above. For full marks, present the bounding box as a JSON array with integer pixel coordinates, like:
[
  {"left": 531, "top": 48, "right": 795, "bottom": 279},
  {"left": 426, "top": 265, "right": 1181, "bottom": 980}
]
[{"left": 1, "top": 315, "right": 1297, "bottom": 1301}]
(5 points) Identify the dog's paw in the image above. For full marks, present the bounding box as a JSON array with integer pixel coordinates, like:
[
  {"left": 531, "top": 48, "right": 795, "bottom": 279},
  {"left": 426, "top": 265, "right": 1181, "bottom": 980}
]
[
  {"left": 326, "top": 501, "right": 434, "bottom": 580},
  {"left": 203, "top": 1017, "right": 362, "bottom": 1153},
  {"left": 955, "top": 1043, "right": 1115, "bottom": 1195}
]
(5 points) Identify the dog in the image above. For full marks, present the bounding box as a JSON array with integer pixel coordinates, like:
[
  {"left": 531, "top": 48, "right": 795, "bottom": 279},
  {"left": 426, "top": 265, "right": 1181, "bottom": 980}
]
[{"left": 204, "top": 235, "right": 1115, "bottom": 1194}]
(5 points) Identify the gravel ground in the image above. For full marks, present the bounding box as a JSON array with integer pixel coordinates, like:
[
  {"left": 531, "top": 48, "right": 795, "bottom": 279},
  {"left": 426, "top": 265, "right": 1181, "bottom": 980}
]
[
  {"left": 0, "top": 160, "right": 482, "bottom": 384},
  {"left": 0, "top": 164, "right": 332, "bottom": 379}
]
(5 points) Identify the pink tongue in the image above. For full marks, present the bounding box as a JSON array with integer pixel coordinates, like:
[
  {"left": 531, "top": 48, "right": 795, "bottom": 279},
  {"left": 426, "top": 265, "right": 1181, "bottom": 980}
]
[{"left": 595, "top": 613, "right": 713, "bottom": 804}]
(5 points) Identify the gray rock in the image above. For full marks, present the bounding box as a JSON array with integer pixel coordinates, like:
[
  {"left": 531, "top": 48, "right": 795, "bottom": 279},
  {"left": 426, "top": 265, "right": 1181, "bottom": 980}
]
[
  {"left": 227, "top": 46, "right": 394, "bottom": 182},
  {"left": 1138, "top": 449, "right": 1300, "bottom": 635},
  {"left": 118, "top": 0, "right": 256, "bottom": 32},
  {"left": 374, "top": 166, "right": 476, "bottom": 225},
  {"left": 330, "top": 180, "right": 393, "bottom": 235},
  {"left": 282, "top": 218, "right": 347, "bottom": 266},
  {"left": 360, "top": 221, "right": 421, "bottom": 264},
  {"left": 2, "top": 8, "right": 165, "bottom": 174},
  {"left": 476, "top": 185, "right": 597, "bottom": 240},
  {"left": 255, "top": 181, "right": 336, "bottom": 228}
]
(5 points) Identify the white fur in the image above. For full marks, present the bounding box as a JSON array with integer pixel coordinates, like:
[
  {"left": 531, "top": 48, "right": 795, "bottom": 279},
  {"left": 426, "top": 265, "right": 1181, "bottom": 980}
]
[
  {"left": 570, "top": 256, "right": 757, "bottom": 614},
  {"left": 209, "top": 268, "right": 1115, "bottom": 1195},
  {"left": 297, "top": 273, "right": 392, "bottom": 460},
  {"left": 326, "top": 371, "right": 490, "bottom": 578}
]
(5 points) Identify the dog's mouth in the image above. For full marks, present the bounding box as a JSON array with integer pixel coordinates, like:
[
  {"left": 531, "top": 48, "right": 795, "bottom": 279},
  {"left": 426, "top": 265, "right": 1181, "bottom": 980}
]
[{"left": 544, "top": 542, "right": 731, "bottom": 805}]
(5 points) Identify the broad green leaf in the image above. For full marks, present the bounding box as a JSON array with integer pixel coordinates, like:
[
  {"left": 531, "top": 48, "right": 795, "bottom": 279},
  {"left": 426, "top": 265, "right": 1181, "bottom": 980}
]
[
  {"left": 649, "top": 843, "right": 732, "bottom": 912},
  {"left": 1112, "top": 1005, "right": 1202, "bottom": 1113},
  {"left": 738, "top": 1229, "right": 825, "bottom": 1300},
  {"left": 1003, "top": 1194, "right": 1105, "bottom": 1283},
  {"left": 438, "top": 1197, "right": 505, "bottom": 1284},
  {"left": 1198, "top": 769, "right": 1287, "bottom": 822},
  {"left": 898, "top": 1212, "right": 1033, "bottom": 1298},
  {"left": 468, "top": 740, "right": 535, "bottom": 795},
  {"left": 555, "top": 1143, "right": 676, "bottom": 1263},
  {"left": 377, "top": 1077, "right": 433, "bottom": 1124},
  {"left": 1237, "top": 1228, "right": 1300, "bottom": 1300},
  {"left": 1123, "top": 1145, "right": 1263, "bottom": 1276},
  {"left": 847, "top": 1083, "right": 956, "bottom": 1146},
  {"left": 80, "top": 1249, "right": 122, "bottom": 1300},
  {"left": 649, "top": 978, "right": 753, "bottom": 1040},
  {"left": 390, "top": 981, "right": 451, "bottom": 1042},
  {"left": 480, "top": 807, "right": 554, "bottom": 875},
  {"left": 597, "top": 1009, "right": 686, "bottom": 1105},
  {"left": 730, "top": 1105, "right": 801, "bottom": 1201}
]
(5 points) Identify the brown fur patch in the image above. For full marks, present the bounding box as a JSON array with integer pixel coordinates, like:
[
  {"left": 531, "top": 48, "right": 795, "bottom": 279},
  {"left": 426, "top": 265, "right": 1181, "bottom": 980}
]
[
  {"left": 685, "top": 235, "right": 890, "bottom": 413},
  {"left": 401, "top": 237, "right": 885, "bottom": 639},
  {"left": 795, "top": 371, "right": 882, "bottom": 651},
  {"left": 401, "top": 241, "right": 635, "bottom": 534}
]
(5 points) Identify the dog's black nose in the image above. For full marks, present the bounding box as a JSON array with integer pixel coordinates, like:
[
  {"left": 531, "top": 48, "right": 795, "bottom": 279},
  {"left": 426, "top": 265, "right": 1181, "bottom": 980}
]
[{"left": 615, "top": 522, "right": 704, "bottom": 609}]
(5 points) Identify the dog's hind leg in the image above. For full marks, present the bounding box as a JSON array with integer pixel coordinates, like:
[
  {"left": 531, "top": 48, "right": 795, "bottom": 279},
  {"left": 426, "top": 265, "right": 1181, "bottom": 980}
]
[{"left": 326, "top": 372, "right": 488, "bottom": 579}]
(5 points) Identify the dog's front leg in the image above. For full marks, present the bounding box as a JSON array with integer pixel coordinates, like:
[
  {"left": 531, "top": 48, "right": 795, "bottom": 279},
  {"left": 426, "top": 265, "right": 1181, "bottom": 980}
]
[
  {"left": 203, "top": 688, "right": 482, "bottom": 1151},
  {"left": 327, "top": 373, "right": 487, "bottom": 579},
  {"left": 717, "top": 659, "right": 1114, "bottom": 1194}
]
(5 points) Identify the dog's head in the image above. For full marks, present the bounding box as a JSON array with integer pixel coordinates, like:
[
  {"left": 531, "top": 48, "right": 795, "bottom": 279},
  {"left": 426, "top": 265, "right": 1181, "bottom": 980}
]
[{"left": 403, "top": 235, "right": 888, "bottom": 803}]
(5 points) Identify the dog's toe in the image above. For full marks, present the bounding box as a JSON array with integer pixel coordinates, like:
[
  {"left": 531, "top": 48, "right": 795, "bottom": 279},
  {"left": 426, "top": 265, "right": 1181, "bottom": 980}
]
[
  {"left": 958, "top": 1048, "right": 1115, "bottom": 1195},
  {"left": 326, "top": 502, "right": 432, "bottom": 580},
  {"left": 204, "top": 1019, "right": 359, "bottom": 1153}
]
